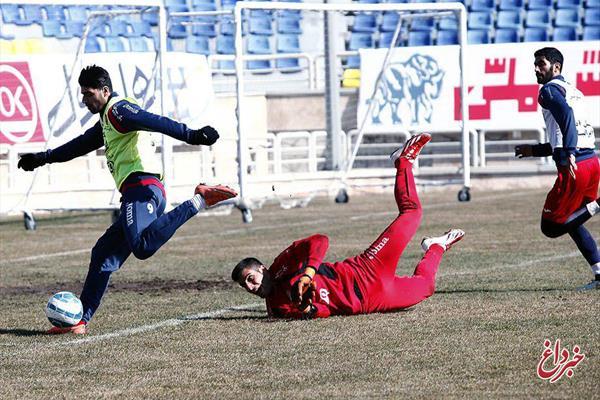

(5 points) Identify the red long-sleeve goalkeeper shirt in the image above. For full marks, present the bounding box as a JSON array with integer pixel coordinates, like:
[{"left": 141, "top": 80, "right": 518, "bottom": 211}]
[{"left": 266, "top": 234, "right": 366, "bottom": 319}]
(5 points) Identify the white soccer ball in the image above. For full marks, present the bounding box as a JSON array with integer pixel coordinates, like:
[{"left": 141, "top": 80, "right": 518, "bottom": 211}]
[{"left": 45, "top": 291, "right": 83, "bottom": 328}]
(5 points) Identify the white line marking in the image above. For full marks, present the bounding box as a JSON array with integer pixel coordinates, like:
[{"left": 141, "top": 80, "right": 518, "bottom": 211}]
[
  {"left": 68, "top": 303, "right": 263, "bottom": 346},
  {"left": 0, "top": 249, "right": 90, "bottom": 264}
]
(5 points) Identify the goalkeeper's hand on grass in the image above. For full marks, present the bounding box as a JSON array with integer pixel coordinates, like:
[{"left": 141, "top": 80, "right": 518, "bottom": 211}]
[
  {"left": 18, "top": 152, "right": 48, "bottom": 171},
  {"left": 188, "top": 126, "right": 219, "bottom": 146},
  {"left": 291, "top": 276, "right": 316, "bottom": 311}
]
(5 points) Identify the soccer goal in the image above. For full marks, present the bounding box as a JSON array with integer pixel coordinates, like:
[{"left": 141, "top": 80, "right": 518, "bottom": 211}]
[{"left": 229, "top": 1, "right": 471, "bottom": 222}]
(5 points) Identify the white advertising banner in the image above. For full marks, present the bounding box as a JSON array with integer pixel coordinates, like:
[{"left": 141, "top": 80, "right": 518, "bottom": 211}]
[
  {"left": 0, "top": 52, "right": 214, "bottom": 147},
  {"left": 359, "top": 41, "right": 600, "bottom": 133}
]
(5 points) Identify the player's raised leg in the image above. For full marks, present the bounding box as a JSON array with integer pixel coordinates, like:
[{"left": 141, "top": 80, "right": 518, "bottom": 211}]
[{"left": 362, "top": 133, "right": 431, "bottom": 278}]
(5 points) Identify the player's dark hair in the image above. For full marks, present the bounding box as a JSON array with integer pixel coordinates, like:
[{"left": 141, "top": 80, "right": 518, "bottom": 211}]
[
  {"left": 231, "top": 257, "right": 263, "bottom": 282},
  {"left": 78, "top": 65, "right": 113, "bottom": 91},
  {"left": 534, "top": 47, "right": 564, "bottom": 72}
]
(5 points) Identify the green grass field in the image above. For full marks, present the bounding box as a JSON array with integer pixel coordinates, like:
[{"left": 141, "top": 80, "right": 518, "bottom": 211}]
[{"left": 0, "top": 187, "right": 598, "bottom": 399}]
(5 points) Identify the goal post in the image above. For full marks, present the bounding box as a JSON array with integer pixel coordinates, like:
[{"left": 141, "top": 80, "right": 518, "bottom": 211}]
[{"left": 233, "top": 1, "right": 471, "bottom": 222}]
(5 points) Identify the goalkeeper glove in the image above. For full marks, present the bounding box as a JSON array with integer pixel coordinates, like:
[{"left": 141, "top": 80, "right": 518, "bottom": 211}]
[
  {"left": 188, "top": 126, "right": 219, "bottom": 146},
  {"left": 18, "top": 152, "right": 48, "bottom": 171}
]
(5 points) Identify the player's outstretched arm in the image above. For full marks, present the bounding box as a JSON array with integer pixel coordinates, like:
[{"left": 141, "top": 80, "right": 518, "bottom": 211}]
[
  {"left": 18, "top": 122, "right": 104, "bottom": 171},
  {"left": 109, "top": 100, "right": 219, "bottom": 146}
]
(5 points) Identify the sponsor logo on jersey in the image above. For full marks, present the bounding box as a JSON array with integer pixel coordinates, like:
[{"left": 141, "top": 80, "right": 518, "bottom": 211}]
[
  {"left": 123, "top": 103, "right": 139, "bottom": 114},
  {"left": 126, "top": 202, "right": 134, "bottom": 226},
  {"left": 366, "top": 237, "right": 389, "bottom": 260},
  {"left": 319, "top": 288, "right": 330, "bottom": 305}
]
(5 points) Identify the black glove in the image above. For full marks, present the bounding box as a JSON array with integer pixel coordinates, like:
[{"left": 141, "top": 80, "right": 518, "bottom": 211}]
[
  {"left": 18, "top": 152, "right": 48, "bottom": 171},
  {"left": 188, "top": 126, "right": 219, "bottom": 146}
]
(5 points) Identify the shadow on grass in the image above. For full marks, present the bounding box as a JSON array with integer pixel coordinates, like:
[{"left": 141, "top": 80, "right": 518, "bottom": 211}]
[
  {"left": 436, "top": 287, "right": 565, "bottom": 294},
  {"left": 0, "top": 328, "right": 48, "bottom": 336}
]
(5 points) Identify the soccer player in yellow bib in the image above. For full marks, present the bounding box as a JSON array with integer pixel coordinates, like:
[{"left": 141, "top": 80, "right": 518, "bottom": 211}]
[{"left": 18, "top": 65, "right": 237, "bottom": 334}]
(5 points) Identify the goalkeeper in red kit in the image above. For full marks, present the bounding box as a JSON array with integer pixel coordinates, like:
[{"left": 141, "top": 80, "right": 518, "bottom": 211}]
[{"left": 231, "top": 133, "right": 465, "bottom": 319}]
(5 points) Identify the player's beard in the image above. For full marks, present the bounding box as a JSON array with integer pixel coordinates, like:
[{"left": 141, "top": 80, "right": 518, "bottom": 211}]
[{"left": 536, "top": 70, "right": 554, "bottom": 84}]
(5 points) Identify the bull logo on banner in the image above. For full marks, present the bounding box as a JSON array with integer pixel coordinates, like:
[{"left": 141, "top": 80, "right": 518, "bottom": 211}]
[{"left": 369, "top": 54, "right": 444, "bottom": 126}]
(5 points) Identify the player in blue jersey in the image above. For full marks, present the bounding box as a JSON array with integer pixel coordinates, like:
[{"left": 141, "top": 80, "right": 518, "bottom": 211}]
[
  {"left": 18, "top": 65, "right": 237, "bottom": 334},
  {"left": 514, "top": 47, "right": 600, "bottom": 290}
]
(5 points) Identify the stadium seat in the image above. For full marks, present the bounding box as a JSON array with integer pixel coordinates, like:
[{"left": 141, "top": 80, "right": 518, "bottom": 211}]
[
  {"left": 249, "top": 17, "right": 273, "bottom": 35},
  {"left": 129, "top": 37, "right": 150, "bottom": 52},
  {"left": 348, "top": 32, "right": 374, "bottom": 50},
  {"left": 44, "top": 5, "right": 66, "bottom": 21},
  {"left": 526, "top": 10, "right": 552, "bottom": 28},
  {"left": 165, "top": 0, "right": 187, "bottom": 7},
  {"left": 496, "top": 10, "right": 523, "bottom": 29},
  {"left": 105, "top": 36, "right": 125, "bottom": 52},
  {"left": 191, "top": 0, "right": 217, "bottom": 7},
  {"left": 586, "top": 0, "right": 600, "bottom": 8},
  {"left": 380, "top": 12, "right": 400, "bottom": 32},
  {"left": 411, "top": 18, "right": 435, "bottom": 31},
  {"left": 352, "top": 14, "right": 377, "bottom": 33},
  {"left": 168, "top": 24, "right": 188, "bottom": 39},
  {"left": 276, "top": 34, "right": 301, "bottom": 71},
  {"left": 66, "top": 6, "right": 88, "bottom": 22},
  {"left": 468, "top": 29, "right": 491, "bottom": 43},
  {"left": 186, "top": 36, "right": 211, "bottom": 55},
  {"left": 192, "top": 23, "right": 217, "bottom": 37},
  {"left": 556, "top": 0, "right": 583, "bottom": 8},
  {"left": 437, "top": 29, "right": 459, "bottom": 45},
  {"left": 221, "top": 0, "right": 237, "bottom": 11},
  {"left": 527, "top": 0, "right": 553, "bottom": 9},
  {"left": 495, "top": 28, "right": 519, "bottom": 42},
  {"left": 524, "top": 27, "right": 549, "bottom": 41},
  {"left": 217, "top": 35, "right": 235, "bottom": 54},
  {"left": 1, "top": 4, "right": 20, "bottom": 24},
  {"left": 408, "top": 30, "right": 433, "bottom": 46},
  {"left": 247, "top": 35, "right": 272, "bottom": 70},
  {"left": 20, "top": 5, "right": 43, "bottom": 25},
  {"left": 583, "top": 25, "right": 600, "bottom": 39},
  {"left": 553, "top": 26, "right": 578, "bottom": 40},
  {"left": 346, "top": 55, "right": 361, "bottom": 69},
  {"left": 89, "top": 22, "right": 110, "bottom": 37},
  {"left": 191, "top": 2, "right": 217, "bottom": 23},
  {"left": 84, "top": 36, "right": 102, "bottom": 53},
  {"left": 249, "top": 10, "right": 272, "bottom": 19},
  {"left": 468, "top": 12, "right": 493, "bottom": 30},
  {"left": 41, "top": 20, "right": 62, "bottom": 37},
  {"left": 220, "top": 19, "right": 235, "bottom": 36},
  {"left": 64, "top": 21, "right": 84, "bottom": 37},
  {"left": 142, "top": 8, "right": 159, "bottom": 26},
  {"left": 277, "top": 17, "right": 302, "bottom": 34},
  {"left": 129, "top": 21, "right": 153, "bottom": 38},
  {"left": 499, "top": 0, "right": 524, "bottom": 10},
  {"left": 107, "top": 20, "right": 129, "bottom": 37},
  {"left": 554, "top": 9, "right": 580, "bottom": 27},
  {"left": 378, "top": 31, "right": 397, "bottom": 47},
  {"left": 278, "top": 9, "right": 302, "bottom": 20},
  {"left": 584, "top": 8, "right": 600, "bottom": 25},
  {"left": 439, "top": 16, "right": 458, "bottom": 30},
  {"left": 470, "top": 0, "right": 495, "bottom": 11}
]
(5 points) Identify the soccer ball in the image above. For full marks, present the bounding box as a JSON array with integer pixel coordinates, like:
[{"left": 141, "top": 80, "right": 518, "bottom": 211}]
[{"left": 45, "top": 291, "right": 83, "bottom": 328}]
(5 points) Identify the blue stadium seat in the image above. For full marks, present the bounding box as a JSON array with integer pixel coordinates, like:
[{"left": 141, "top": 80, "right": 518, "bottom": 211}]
[
  {"left": 470, "top": 0, "right": 495, "bottom": 11},
  {"left": 192, "top": 0, "right": 216, "bottom": 6},
  {"left": 439, "top": 16, "right": 458, "bottom": 30},
  {"left": 221, "top": 0, "right": 237, "bottom": 10},
  {"left": 468, "top": 12, "right": 493, "bottom": 30},
  {"left": 348, "top": 32, "right": 374, "bottom": 50},
  {"left": 556, "top": 0, "right": 583, "bottom": 8},
  {"left": 495, "top": 28, "right": 519, "bottom": 42},
  {"left": 499, "top": 0, "right": 524, "bottom": 10},
  {"left": 66, "top": 6, "right": 88, "bottom": 22},
  {"left": 186, "top": 36, "right": 211, "bottom": 55},
  {"left": 44, "top": 5, "right": 66, "bottom": 21},
  {"left": 278, "top": 10, "right": 302, "bottom": 20},
  {"left": 437, "top": 29, "right": 459, "bottom": 45},
  {"left": 276, "top": 34, "right": 301, "bottom": 71},
  {"left": 249, "top": 17, "right": 273, "bottom": 35},
  {"left": 586, "top": 0, "right": 600, "bottom": 8},
  {"left": 84, "top": 36, "right": 102, "bottom": 53},
  {"left": 105, "top": 36, "right": 125, "bottom": 52},
  {"left": 553, "top": 26, "right": 577, "bottom": 40},
  {"left": 192, "top": 23, "right": 217, "bottom": 37},
  {"left": 583, "top": 25, "right": 600, "bottom": 39},
  {"left": 468, "top": 29, "right": 491, "bottom": 43},
  {"left": 555, "top": 9, "right": 580, "bottom": 27},
  {"left": 129, "top": 21, "right": 153, "bottom": 38},
  {"left": 524, "top": 27, "right": 549, "bottom": 41},
  {"left": 41, "top": 21, "right": 66, "bottom": 38},
  {"left": 217, "top": 35, "right": 235, "bottom": 54},
  {"left": 65, "top": 21, "right": 85, "bottom": 37},
  {"left": 411, "top": 18, "right": 435, "bottom": 31},
  {"left": 584, "top": 8, "right": 600, "bottom": 25},
  {"left": 108, "top": 20, "right": 129, "bottom": 37},
  {"left": 277, "top": 17, "right": 302, "bottom": 34},
  {"left": 378, "top": 31, "right": 397, "bottom": 47},
  {"left": 192, "top": 2, "right": 217, "bottom": 22},
  {"left": 142, "top": 8, "right": 159, "bottom": 26},
  {"left": 352, "top": 14, "right": 377, "bottom": 33},
  {"left": 380, "top": 12, "right": 400, "bottom": 32},
  {"left": 20, "top": 5, "right": 43, "bottom": 25},
  {"left": 497, "top": 10, "right": 523, "bottom": 29},
  {"left": 1, "top": 4, "right": 20, "bottom": 24},
  {"left": 527, "top": 0, "right": 552, "bottom": 9},
  {"left": 357, "top": 0, "right": 380, "bottom": 3},
  {"left": 165, "top": 0, "right": 187, "bottom": 7},
  {"left": 247, "top": 34, "right": 272, "bottom": 70},
  {"left": 168, "top": 24, "right": 188, "bottom": 39},
  {"left": 89, "top": 22, "right": 110, "bottom": 37},
  {"left": 220, "top": 19, "right": 235, "bottom": 36},
  {"left": 249, "top": 10, "right": 272, "bottom": 19},
  {"left": 408, "top": 30, "right": 432, "bottom": 46},
  {"left": 526, "top": 10, "right": 551, "bottom": 28},
  {"left": 346, "top": 56, "right": 361, "bottom": 69},
  {"left": 129, "top": 37, "right": 150, "bottom": 52}
]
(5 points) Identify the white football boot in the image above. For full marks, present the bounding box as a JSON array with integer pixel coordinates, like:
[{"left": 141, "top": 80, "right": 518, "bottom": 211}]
[{"left": 421, "top": 229, "right": 465, "bottom": 252}]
